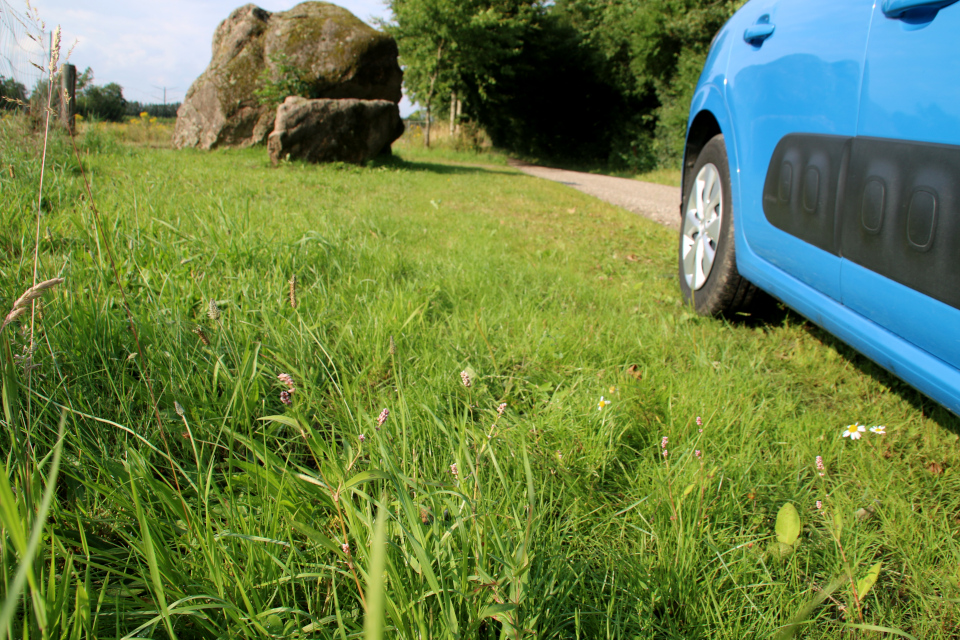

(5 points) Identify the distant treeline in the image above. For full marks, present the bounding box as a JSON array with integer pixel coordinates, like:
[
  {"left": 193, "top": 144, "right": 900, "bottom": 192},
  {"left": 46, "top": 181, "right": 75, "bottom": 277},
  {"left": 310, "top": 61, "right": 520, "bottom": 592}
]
[
  {"left": 124, "top": 101, "right": 181, "bottom": 119},
  {"left": 386, "top": 0, "right": 743, "bottom": 170},
  {"left": 2, "top": 67, "right": 181, "bottom": 122}
]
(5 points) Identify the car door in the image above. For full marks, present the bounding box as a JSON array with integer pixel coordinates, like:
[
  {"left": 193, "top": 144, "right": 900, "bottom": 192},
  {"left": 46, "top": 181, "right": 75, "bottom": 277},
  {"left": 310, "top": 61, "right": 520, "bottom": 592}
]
[
  {"left": 839, "top": 0, "right": 960, "bottom": 370},
  {"left": 725, "top": 0, "right": 874, "bottom": 301}
]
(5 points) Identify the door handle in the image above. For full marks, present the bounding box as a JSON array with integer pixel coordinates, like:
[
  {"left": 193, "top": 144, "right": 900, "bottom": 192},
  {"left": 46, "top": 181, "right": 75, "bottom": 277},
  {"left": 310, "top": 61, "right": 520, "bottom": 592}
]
[
  {"left": 744, "top": 23, "right": 775, "bottom": 43},
  {"left": 882, "top": 0, "right": 958, "bottom": 17}
]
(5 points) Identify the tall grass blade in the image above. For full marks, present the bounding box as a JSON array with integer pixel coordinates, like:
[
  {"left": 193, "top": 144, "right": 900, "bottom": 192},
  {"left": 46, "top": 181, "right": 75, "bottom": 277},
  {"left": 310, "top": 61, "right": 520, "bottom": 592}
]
[
  {"left": 0, "top": 411, "right": 65, "bottom": 637},
  {"left": 363, "top": 506, "right": 388, "bottom": 640}
]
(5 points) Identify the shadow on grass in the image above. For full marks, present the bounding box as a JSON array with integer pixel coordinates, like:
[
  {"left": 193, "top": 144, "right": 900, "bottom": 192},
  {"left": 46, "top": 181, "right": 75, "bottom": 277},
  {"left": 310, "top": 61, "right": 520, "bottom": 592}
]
[
  {"left": 370, "top": 154, "right": 518, "bottom": 177},
  {"left": 730, "top": 292, "right": 960, "bottom": 435}
]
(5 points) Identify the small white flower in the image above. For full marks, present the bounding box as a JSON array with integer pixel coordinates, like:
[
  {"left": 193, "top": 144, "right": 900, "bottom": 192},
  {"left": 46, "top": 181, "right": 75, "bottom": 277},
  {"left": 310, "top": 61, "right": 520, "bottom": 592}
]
[
  {"left": 598, "top": 396, "right": 611, "bottom": 411},
  {"left": 869, "top": 425, "right": 886, "bottom": 435},
  {"left": 842, "top": 422, "right": 866, "bottom": 440}
]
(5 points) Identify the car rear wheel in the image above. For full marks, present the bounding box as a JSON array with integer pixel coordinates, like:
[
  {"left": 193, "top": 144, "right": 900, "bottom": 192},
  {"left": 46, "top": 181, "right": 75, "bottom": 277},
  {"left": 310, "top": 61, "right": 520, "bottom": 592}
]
[{"left": 678, "top": 134, "right": 757, "bottom": 315}]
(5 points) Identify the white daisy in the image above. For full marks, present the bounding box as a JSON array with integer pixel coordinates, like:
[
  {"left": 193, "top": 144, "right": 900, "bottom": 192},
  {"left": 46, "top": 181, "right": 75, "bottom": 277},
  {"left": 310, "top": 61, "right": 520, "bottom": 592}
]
[
  {"left": 842, "top": 422, "right": 866, "bottom": 440},
  {"left": 598, "top": 396, "right": 611, "bottom": 411},
  {"left": 869, "top": 425, "right": 886, "bottom": 435}
]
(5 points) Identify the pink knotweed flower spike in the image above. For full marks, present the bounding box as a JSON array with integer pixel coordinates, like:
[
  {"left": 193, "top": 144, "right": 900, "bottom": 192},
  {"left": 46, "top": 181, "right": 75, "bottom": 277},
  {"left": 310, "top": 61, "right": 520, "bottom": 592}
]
[
  {"left": 377, "top": 408, "right": 389, "bottom": 429},
  {"left": 278, "top": 373, "right": 295, "bottom": 390},
  {"left": 816, "top": 500, "right": 823, "bottom": 510},
  {"left": 358, "top": 433, "right": 366, "bottom": 443},
  {"left": 280, "top": 390, "right": 293, "bottom": 405},
  {"left": 450, "top": 463, "right": 458, "bottom": 477},
  {"left": 696, "top": 416, "right": 702, "bottom": 427},
  {"left": 460, "top": 370, "right": 471, "bottom": 387},
  {"left": 497, "top": 402, "right": 507, "bottom": 416},
  {"left": 695, "top": 450, "right": 702, "bottom": 459}
]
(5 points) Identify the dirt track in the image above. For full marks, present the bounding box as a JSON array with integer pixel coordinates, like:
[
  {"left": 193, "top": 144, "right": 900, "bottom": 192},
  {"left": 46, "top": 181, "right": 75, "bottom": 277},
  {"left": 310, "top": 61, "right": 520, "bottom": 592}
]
[{"left": 510, "top": 160, "right": 682, "bottom": 231}]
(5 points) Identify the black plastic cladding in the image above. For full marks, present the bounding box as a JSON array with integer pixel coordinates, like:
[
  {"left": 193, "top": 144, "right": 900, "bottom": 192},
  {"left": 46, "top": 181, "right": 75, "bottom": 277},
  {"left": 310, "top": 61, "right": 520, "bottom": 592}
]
[{"left": 762, "top": 133, "right": 960, "bottom": 310}]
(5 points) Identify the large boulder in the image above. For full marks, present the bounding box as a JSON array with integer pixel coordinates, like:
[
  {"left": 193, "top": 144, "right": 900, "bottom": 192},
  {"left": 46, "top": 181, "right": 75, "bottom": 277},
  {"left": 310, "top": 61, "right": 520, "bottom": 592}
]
[
  {"left": 267, "top": 96, "right": 404, "bottom": 164},
  {"left": 174, "top": 2, "right": 402, "bottom": 150}
]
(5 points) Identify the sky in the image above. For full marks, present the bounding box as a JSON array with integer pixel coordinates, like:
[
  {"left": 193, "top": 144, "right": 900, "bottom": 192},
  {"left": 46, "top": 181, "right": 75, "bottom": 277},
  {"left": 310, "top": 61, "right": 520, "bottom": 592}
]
[{"left": 25, "top": 0, "right": 414, "bottom": 114}]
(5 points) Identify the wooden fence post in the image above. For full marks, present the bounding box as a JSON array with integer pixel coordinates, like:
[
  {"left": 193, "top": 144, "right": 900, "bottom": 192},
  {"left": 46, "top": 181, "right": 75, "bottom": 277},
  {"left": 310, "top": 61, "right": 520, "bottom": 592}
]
[{"left": 60, "top": 63, "right": 76, "bottom": 133}]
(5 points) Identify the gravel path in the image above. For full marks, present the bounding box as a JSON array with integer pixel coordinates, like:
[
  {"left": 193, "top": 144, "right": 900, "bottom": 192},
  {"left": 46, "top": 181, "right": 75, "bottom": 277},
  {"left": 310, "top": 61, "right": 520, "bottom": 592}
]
[{"left": 510, "top": 160, "right": 682, "bottom": 231}]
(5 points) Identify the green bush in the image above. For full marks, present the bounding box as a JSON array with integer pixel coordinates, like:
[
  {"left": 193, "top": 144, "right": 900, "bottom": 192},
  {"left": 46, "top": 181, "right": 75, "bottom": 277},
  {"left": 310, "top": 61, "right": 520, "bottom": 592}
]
[{"left": 76, "top": 82, "right": 127, "bottom": 122}]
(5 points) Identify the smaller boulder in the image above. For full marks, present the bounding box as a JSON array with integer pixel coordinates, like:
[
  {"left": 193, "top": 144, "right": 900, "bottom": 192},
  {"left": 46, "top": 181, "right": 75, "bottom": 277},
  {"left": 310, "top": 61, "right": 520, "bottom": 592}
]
[{"left": 268, "top": 96, "right": 404, "bottom": 164}]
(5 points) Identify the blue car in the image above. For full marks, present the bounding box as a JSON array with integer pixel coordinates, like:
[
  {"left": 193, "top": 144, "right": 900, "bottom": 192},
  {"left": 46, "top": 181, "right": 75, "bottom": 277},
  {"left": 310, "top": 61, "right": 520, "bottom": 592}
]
[{"left": 679, "top": 0, "right": 960, "bottom": 414}]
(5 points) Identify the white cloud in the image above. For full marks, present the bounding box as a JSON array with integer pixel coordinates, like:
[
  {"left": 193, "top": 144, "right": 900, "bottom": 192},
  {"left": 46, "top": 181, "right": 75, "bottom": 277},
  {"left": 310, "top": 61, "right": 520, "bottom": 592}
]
[{"left": 24, "top": 0, "right": 412, "bottom": 112}]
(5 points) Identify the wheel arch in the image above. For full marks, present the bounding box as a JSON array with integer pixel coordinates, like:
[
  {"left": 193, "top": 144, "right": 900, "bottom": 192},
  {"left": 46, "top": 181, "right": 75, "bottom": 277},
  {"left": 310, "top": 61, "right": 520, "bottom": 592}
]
[{"left": 682, "top": 110, "right": 722, "bottom": 203}]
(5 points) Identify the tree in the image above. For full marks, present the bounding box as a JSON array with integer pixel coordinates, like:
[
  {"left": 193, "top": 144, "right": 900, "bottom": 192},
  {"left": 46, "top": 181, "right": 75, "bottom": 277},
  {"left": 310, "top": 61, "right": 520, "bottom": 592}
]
[
  {"left": 77, "top": 67, "right": 94, "bottom": 91},
  {"left": 387, "top": 0, "right": 739, "bottom": 166},
  {"left": 77, "top": 82, "right": 127, "bottom": 122},
  {"left": 382, "top": 0, "right": 540, "bottom": 146}
]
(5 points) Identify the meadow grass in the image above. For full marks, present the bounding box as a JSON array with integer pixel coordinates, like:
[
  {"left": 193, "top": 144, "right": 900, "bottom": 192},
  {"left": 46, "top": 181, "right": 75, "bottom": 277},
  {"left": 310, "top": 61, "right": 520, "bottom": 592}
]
[{"left": 1, "top": 117, "right": 960, "bottom": 639}]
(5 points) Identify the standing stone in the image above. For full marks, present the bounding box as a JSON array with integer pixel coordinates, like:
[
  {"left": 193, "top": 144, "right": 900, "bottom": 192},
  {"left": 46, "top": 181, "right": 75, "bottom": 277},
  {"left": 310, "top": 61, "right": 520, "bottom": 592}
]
[
  {"left": 267, "top": 96, "right": 404, "bottom": 165},
  {"left": 174, "top": 2, "right": 402, "bottom": 150}
]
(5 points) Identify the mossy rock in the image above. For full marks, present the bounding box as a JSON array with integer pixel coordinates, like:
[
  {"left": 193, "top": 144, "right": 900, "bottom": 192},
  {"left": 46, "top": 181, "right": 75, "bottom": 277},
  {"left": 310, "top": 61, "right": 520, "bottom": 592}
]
[{"left": 174, "top": 2, "right": 402, "bottom": 150}]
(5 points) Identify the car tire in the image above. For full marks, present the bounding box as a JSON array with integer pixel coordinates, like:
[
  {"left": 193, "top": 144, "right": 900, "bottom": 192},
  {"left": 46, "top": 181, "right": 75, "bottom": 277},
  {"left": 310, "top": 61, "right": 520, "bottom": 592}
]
[{"left": 678, "top": 134, "right": 757, "bottom": 315}]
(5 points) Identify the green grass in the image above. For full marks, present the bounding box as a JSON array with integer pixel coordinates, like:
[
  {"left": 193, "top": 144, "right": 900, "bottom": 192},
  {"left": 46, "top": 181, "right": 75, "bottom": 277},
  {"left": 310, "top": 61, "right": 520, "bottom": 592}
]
[
  {"left": 2, "top": 117, "right": 960, "bottom": 639},
  {"left": 633, "top": 167, "right": 682, "bottom": 188}
]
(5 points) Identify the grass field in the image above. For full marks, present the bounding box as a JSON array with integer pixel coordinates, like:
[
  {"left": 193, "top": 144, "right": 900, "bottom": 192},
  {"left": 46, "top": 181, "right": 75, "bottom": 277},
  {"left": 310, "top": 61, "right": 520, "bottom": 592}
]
[{"left": 2, "top": 117, "right": 960, "bottom": 639}]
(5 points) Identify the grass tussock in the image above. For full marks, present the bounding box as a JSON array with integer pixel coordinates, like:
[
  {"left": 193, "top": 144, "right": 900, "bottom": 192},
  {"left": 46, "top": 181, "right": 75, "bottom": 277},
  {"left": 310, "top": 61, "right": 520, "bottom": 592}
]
[{"left": 1, "top": 112, "right": 959, "bottom": 639}]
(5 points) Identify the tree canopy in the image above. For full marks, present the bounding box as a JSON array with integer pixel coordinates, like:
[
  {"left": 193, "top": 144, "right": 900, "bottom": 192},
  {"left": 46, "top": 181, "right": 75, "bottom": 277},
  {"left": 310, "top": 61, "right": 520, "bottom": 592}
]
[
  {"left": 388, "top": 0, "right": 744, "bottom": 168},
  {"left": 77, "top": 81, "right": 127, "bottom": 122},
  {"left": 382, "top": 0, "right": 541, "bottom": 143}
]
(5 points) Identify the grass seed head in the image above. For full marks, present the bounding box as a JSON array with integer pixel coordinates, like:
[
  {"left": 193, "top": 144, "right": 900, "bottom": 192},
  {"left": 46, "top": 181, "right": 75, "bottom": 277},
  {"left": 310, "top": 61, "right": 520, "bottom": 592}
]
[
  {"left": 193, "top": 326, "right": 210, "bottom": 345},
  {"left": 207, "top": 299, "right": 220, "bottom": 321},
  {"left": 3, "top": 277, "right": 64, "bottom": 331},
  {"left": 49, "top": 25, "right": 61, "bottom": 74},
  {"left": 389, "top": 334, "right": 396, "bottom": 355},
  {"left": 288, "top": 275, "right": 297, "bottom": 309}
]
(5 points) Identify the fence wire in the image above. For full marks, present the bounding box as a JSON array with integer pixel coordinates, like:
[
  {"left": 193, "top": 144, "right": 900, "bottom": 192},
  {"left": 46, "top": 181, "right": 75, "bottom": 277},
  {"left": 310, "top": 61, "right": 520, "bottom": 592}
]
[{"left": 0, "top": 0, "right": 48, "bottom": 99}]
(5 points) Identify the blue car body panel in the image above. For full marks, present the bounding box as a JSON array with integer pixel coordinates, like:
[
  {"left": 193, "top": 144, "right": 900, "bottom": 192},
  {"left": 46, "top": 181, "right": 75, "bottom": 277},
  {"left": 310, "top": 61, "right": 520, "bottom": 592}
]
[
  {"left": 843, "top": 3, "right": 960, "bottom": 372},
  {"left": 724, "top": 0, "right": 874, "bottom": 302},
  {"left": 685, "top": 0, "right": 960, "bottom": 414}
]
